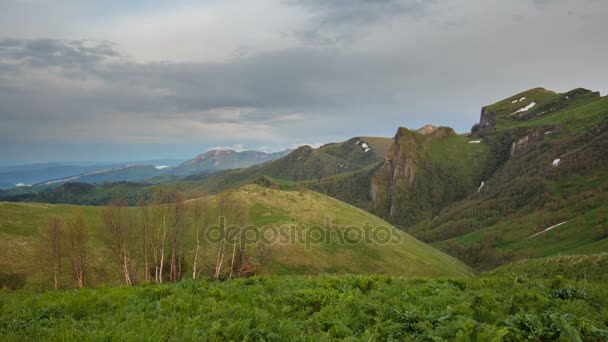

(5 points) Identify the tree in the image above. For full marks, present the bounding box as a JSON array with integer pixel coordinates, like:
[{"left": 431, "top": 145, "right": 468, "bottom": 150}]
[
  {"left": 150, "top": 189, "right": 169, "bottom": 283},
  {"left": 137, "top": 196, "right": 151, "bottom": 282},
  {"left": 67, "top": 212, "right": 87, "bottom": 288},
  {"left": 43, "top": 216, "right": 63, "bottom": 289},
  {"left": 213, "top": 195, "right": 249, "bottom": 280},
  {"left": 191, "top": 193, "right": 208, "bottom": 280},
  {"left": 169, "top": 192, "right": 186, "bottom": 282},
  {"left": 101, "top": 196, "right": 136, "bottom": 286}
]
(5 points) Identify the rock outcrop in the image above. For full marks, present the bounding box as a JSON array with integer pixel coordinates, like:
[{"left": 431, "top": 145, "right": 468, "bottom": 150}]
[{"left": 479, "top": 107, "right": 497, "bottom": 130}]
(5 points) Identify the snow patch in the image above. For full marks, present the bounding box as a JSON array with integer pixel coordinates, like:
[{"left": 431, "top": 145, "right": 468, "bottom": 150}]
[
  {"left": 545, "top": 131, "right": 552, "bottom": 135},
  {"left": 552, "top": 159, "right": 561, "bottom": 167},
  {"left": 364, "top": 148, "right": 370, "bottom": 152},
  {"left": 297, "top": 156, "right": 302, "bottom": 160},
  {"left": 155, "top": 165, "right": 169, "bottom": 170},
  {"left": 529, "top": 221, "right": 568, "bottom": 239},
  {"left": 469, "top": 140, "right": 482, "bottom": 144},
  {"left": 510, "top": 101, "right": 536, "bottom": 115},
  {"left": 477, "top": 181, "right": 485, "bottom": 193},
  {"left": 15, "top": 183, "right": 30, "bottom": 187},
  {"left": 355, "top": 140, "right": 360, "bottom": 145},
  {"left": 511, "top": 99, "right": 518, "bottom": 103}
]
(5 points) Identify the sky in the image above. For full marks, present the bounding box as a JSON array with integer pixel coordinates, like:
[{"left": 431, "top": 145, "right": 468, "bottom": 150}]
[{"left": 0, "top": 0, "right": 607, "bottom": 165}]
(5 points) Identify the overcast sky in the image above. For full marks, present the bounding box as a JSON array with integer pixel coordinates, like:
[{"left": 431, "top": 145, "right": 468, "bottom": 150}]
[{"left": 0, "top": 0, "right": 606, "bottom": 165}]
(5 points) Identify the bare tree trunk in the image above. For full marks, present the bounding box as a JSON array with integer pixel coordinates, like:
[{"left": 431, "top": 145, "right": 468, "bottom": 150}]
[
  {"left": 214, "top": 233, "right": 226, "bottom": 281},
  {"left": 122, "top": 254, "right": 132, "bottom": 286},
  {"left": 229, "top": 238, "right": 237, "bottom": 279},
  {"left": 67, "top": 212, "right": 87, "bottom": 288},
  {"left": 169, "top": 192, "right": 185, "bottom": 282},
  {"left": 101, "top": 197, "right": 135, "bottom": 286},
  {"left": 138, "top": 198, "right": 150, "bottom": 283},
  {"left": 213, "top": 195, "right": 249, "bottom": 280},
  {"left": 214, "top": 215, "right": 227, "bottom": 280},
  {"left": 159, "top": 216, "right": 166, "bottom": 283},
  {"left": 193, "top": 230, "right": 200, "bottom": 279},
  {"left": 192, "top": 197, "right": 205, "bottom": 280},
  {"left": 44, "top": 217, "right": 63, "bottom": 290}
]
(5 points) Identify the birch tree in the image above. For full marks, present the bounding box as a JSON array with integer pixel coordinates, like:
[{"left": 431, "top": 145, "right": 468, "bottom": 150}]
[
  {"left": 191, "top": 195, "right": 207, "bottom": 279},
  {"left": 67, "top": 212, "right": 87, "bottom": 288},
  {"left": 169, "top": 192, "right": 186, "bottom": 282},
  {"left": 213, "top": 195, "right": 249, "bottom": 280},
  {"left": 137, "top": 196, "right": 151, "bottom": 282},
  {"left": 101, "top": 197, "right": 136, "bottom": 286},
  {"left": 44, "top": 216, "right": 63, "bottom": 289}
]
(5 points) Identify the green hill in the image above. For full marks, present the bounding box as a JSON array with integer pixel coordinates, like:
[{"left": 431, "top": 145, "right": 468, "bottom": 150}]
[
  {"left": 1, "top": 88, "right": 606, "bottom": 276},
  {"left": 409, "top": 88, "right": 608, "bottom": 270},
  {"left": 486, "top": 253, "right": 608, "bottom": 282},
  {"left": 0, "top": 185, "right": 470, "bottom": 289}
]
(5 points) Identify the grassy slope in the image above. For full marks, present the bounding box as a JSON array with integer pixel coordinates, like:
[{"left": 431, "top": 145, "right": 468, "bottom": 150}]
[
  {"left": 486, "top": 253, "right": 608, "bottom": 282},
  {"left": 413, "top": 88, "right": 608, "bottom": 270},
  {"left": 0, "top": 185, "right": 470, "bottom": 289},
  {"left": 485, "top": 87, "right": 607, "bottom": 132},
  {"left": 1, "top": 275, "right": 606, "bottom": 340}
]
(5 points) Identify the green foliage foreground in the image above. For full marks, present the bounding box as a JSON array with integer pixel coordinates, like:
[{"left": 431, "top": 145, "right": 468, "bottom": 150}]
[{"left": 1, "top": 275, "right": 607, "bottom": 341}]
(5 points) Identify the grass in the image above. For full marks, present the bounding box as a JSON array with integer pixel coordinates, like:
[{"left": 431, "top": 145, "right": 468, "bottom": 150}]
[
  {"left": 0, "top": 275, "right": 606, "bottom": 340},
  {"left": 0, "top": 185, "right": 471, "bottom": 290},
  {"left": 487, "top": 88, "right": 608, "bottom": 133},
  {"left": 487, "top": 253, "right": 608, "bottom": 282}
]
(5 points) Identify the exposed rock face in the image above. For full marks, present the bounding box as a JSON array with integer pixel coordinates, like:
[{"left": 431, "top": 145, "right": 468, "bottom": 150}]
[
  {"left": 370, "top": 127, "right": 427, "bottom": 219},
  {"left": 509, "top": 129, "right": 546, "bottom": 158},
  {"left": 416, "top": 125, "right": 440, "bottom": 135},
  {"left": 479, "top": 107, "right": 497, "bottom": 129},
  {"left": 510, "top": 135, "right": 530, "bottom": 158},
  {"left": 369, "top": 125, "right": 479, "bottom": 227}
]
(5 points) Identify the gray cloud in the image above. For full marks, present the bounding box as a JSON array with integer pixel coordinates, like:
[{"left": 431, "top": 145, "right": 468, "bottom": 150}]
[
  {"left": 0, "top": 0, "right": 607, "bottom": 164},
  {"left": 287, "top": 0, "right": 431, "bottom": 44},
  {"left": 0, "top": 38, "right": 120, "bottom": 70}
]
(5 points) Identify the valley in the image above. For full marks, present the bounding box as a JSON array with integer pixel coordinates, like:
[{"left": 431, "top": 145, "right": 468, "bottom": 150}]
[{"left": 1, "top": 87, "right": 607, "bottom": 340}]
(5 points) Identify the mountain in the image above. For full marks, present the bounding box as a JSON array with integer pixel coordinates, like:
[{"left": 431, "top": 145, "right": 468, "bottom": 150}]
[
  {"left": 0, "top": 184, "right": 470, "bottom": 289},
  {"left": 171, "top": 149, "right": 292, "bottom": 177},
  {"left": 407, "top": 87, "right": 608, "bottom": 269},
  {"left": 1, "top": 87, "right": 606, "bottom": 274},
  {"left": 369, "top": 126, "right": 489, "bottom": 227},
  {"left": 254, "top": 137, "right": 391, "bottom": 181},
  {"left": 35, "top": 164, "right": 167, "bottom": 186},
  {"left": 0, "top": 162, "right": 127, "bottom": 190},
  {"left": 1, "top": 149, "right": 290, "bottom": 191}
]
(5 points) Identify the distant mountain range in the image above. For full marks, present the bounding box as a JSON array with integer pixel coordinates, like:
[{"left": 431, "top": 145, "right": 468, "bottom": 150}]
[
  {"left": 0, "top": 150, "right": 292, "bottom": 190},
  {"left": 171, "top": 149, "right": 292, "bottom": 177}
]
